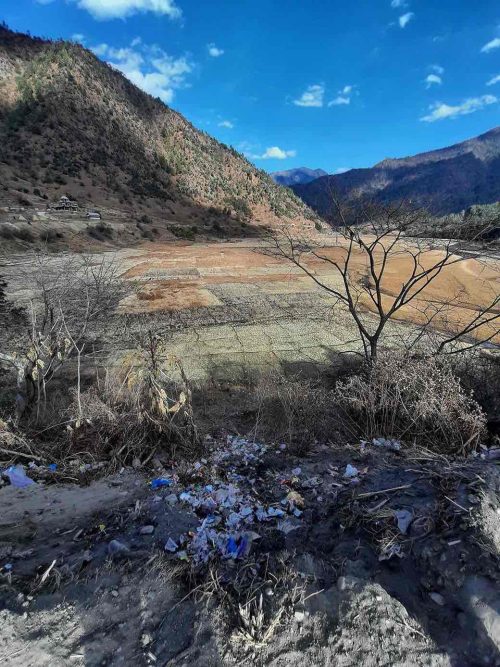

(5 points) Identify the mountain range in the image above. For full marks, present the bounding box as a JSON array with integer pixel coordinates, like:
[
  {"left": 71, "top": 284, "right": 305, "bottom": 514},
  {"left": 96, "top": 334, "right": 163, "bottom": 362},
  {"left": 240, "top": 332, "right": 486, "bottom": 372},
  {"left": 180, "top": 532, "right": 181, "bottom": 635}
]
[
  {"left": 0, "top": 25, "right": 316, "bottom": 239},
  {"left": 292, "top": 127, "right": 500, "bottom": 217},
  {"left": 271, "top": 167, "right": 328, "bottom": 187}
]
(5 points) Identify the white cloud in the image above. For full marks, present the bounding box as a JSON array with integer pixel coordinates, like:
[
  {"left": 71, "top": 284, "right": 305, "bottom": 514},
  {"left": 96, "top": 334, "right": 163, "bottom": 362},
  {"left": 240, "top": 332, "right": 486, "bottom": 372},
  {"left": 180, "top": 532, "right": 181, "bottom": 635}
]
[
  {"left": 391, "top": 0, "right": 408, "bottom": 7},
  {"left": 481, "top": 37, "right": 500, "bottom": 53},
  {"left": 253, "top": 146, "right": 296, "bottom": 160},
  {"left": 328, "top": 84, "right": 356, "bottom": 107},
  {"left": 71, "top": 33, "right": 85, "bottom": 43},
  {"left": 399, "top": 12, "right": 414, "bottom": 28},
  {"left": 334, "top": 167, "right": 350, "bottom": 174},
  {"left": 207, "top": 43, "right": 224, "bottom": 57},
  {"left": 91, "top": 42, "right": 109, "bottom": 56},
  {"left": 420, "top": 95, "right": 497, "bottom": 122},
  {"left": 293, "top": 84, "right": 324, "bottom": 107},
  {"left": 75, "top": 0, "right": 181, "bottom": 20},
  {"left": 430, "top": 64, "right": 444, "bottom": 75},
  {"left": 218, "top": 120, "right": 234, "bottom": 128},
  {"left": 329, "top": 96, "right": 350, "bottom": 106},
  {"left": 425, "top": 74, "right": 442, "bottom": 88},
  {"left": 487, "top": 74, "right": 500, "bottom": 86},
  {"left": 93, "top": 41, "right": 192, "bottom": 104}
]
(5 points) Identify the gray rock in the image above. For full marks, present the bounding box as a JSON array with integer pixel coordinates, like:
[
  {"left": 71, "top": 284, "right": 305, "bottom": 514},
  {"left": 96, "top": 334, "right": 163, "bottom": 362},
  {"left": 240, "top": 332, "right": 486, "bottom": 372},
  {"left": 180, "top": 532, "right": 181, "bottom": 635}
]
[{"left": 429, "top": 592, "right": 445, "bottom": 606}]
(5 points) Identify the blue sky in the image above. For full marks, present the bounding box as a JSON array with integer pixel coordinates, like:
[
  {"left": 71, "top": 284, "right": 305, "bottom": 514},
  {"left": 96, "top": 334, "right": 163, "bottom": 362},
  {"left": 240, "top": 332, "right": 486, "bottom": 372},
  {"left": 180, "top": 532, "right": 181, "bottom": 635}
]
[{"left": 2, "top": 0, "right": 500, "bottom": 173}]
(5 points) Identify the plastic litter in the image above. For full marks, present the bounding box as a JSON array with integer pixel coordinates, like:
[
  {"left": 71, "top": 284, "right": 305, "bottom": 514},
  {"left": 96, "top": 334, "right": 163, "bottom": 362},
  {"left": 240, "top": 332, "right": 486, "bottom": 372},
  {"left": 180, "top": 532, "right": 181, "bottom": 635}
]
[
  {"left": 149, "top": 435, "right": 305, "bottom": 566},
  {"left": 4, "top": 465, "right": 35, "bottom": 488},
  {"left": 150, "top": 478, "right": 172, "bottom": 490},
  {"left": 482, "top": 448, "right": 500, "bottom": 460},
  {"left": 226, "top": 536, "right": 238, "bottom": 557},
  {"left": 47, "top": 464, "right": 57, "bottom": 472},
  {"left": 286, "top": 490, "right": 304, "bottom": 508},
  {"left": 371, "top": 437, "right": 401, "bottom": 452},
  {"left": 344, "top": 464, "right": 359, "bottom": 479},
  {"left": 277, "top": 519, "right": 301, "bottom": 534},
  {"left": 394, "top": 509, "right": 413, "bottom": 534},
  {"left": 108, "top": 539, "right": 130, "bottom": 555},
  {"left": 267, "top": 506, "right": 285, "bottom": 518},
  {"left": 429, "top": 592, "right": 445, "bottom": 606},
  {"left": 165, "top": 538, "right": 178, "bottom": 552},
  {"left": 379, "top": 543, "right": 404, "bottom": 561}
]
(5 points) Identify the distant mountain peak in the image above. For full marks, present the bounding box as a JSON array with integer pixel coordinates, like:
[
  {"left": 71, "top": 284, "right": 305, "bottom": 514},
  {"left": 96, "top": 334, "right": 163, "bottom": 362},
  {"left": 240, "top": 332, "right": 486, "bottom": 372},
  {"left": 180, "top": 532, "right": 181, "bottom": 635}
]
[
  {"left": 271, "top": 167, "right": 328, "bottom": 187},
  {"left": 292, "top": 127, "right": 500, "bottom": 217}
]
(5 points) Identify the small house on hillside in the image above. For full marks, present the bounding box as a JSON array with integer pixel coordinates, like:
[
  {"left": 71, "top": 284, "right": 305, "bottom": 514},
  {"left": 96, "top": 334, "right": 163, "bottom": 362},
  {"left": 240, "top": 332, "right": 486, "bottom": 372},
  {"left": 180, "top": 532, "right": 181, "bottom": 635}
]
[
  {"left": 86, "top": 210, "right": 101, "bottom": 220},
  {"left": 50, "top": 195, "right": 78, "bottom": 212}
]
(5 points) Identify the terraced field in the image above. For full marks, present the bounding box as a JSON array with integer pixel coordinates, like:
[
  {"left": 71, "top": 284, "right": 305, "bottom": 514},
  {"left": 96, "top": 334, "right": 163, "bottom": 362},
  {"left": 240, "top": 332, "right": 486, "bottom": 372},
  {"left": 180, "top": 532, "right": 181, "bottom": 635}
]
[
  {"left": 4, "top": 238, "right": 498, "bottom": 381},
  {"left": 110, "top": 238, "right": 499, "bottom": 379}
]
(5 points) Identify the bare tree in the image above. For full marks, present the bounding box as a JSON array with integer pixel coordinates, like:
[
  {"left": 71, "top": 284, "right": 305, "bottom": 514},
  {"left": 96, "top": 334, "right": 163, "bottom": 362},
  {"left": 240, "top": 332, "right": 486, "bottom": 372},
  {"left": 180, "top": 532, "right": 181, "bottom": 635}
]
[
  {"left": 267, "top": 198, "right": 500, "bottom": 362},
  {"left": 0, "top": 251, "right": 122, "bottom": 421}
]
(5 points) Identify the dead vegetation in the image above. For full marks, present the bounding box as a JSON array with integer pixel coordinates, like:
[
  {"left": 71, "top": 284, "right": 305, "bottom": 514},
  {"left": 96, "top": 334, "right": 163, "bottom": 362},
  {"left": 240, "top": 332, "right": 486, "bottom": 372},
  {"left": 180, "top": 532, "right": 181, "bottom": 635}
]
[
  {"left": 66, "top": 332, "right": 199, "bottom": 465},
  {"left": 332, "top": 353, "right": 487, "bottom": 455}
]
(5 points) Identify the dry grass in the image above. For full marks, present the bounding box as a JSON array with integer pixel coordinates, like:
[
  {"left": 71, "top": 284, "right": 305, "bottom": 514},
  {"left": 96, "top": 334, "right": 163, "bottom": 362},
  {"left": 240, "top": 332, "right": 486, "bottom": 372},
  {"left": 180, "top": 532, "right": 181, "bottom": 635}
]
[
  {"left": 252, "top": 371, "right": 337, "bottom": 453},
  {"left": 334, "top": 353, "right": 487, "bottom": 455}
]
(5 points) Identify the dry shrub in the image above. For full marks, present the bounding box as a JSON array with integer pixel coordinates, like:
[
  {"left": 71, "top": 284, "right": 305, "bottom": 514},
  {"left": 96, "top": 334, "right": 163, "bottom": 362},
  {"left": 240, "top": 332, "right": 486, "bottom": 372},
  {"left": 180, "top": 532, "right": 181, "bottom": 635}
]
[
  {"left": 334, "top": 354, "right": 487, "bottom": 455},
  {"left": 452, "top": 351, "right": 500, "bottom": 421},
  {"left": 65, "top": 336, "right": 199, "bottom": 464},
  {"left": 253, "top": 372, "right": 335, "bottom": 453}
]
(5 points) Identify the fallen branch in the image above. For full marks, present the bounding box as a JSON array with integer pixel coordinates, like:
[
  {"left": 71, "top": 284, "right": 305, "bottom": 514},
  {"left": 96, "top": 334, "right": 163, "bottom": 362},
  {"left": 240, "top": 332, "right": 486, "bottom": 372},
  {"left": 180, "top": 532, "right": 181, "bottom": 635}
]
[
  {"left": 356, "top": 484, "right": 412, "bottom": 499},
  {"left": 0, "top": 447, "right": 43, "bottom": 462}
]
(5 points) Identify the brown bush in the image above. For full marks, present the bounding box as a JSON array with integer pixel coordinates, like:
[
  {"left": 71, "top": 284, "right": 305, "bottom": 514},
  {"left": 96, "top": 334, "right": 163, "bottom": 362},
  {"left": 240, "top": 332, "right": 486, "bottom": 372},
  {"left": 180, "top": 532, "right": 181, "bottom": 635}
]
[
  {"left": 333, "top": 354, "right": 487, "bottom": 455},
  {"left": 452, "top": 351, "right": 500, "bottom": 423}
]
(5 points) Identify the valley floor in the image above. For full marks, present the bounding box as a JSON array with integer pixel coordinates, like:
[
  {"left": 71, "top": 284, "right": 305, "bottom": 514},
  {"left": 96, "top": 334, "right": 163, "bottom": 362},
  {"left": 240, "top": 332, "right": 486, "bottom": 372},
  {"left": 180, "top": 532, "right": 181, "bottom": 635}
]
[{"left": 4, "top": 237, "right": 499, "bottom": 381}]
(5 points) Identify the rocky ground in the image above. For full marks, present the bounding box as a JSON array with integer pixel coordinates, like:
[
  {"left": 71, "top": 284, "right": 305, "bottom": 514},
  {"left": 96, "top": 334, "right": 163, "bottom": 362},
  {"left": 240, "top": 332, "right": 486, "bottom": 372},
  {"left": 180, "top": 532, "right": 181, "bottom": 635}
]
[{"left": 1, "top": 435, "right": 499, "bottom": 666}]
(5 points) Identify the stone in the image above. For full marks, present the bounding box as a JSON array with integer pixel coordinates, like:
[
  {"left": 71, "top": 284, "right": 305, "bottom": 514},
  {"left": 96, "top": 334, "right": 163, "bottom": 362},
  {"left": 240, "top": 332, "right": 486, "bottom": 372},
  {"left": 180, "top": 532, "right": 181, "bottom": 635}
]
[{"left": 429, "top": 592, "right": 445, "bottom": 606}]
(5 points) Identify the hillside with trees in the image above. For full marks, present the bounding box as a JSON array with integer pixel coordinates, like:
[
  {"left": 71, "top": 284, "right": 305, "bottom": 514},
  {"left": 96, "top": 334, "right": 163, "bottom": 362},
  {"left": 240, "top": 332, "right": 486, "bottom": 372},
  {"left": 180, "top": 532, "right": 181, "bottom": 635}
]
[{"left": 0, "top": 25, "right": 317, "bottom": 238}]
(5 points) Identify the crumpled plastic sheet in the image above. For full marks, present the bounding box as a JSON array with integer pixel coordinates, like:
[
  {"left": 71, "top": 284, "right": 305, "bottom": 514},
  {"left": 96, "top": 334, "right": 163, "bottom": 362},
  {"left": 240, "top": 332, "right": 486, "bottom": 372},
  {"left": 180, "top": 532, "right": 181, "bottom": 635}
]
[
  {"left": 3, "top": 465, "right": 36, "bottom": 488},
  {"left": 394, "top": 509, "right": 413, "bottom": 534},
  {"left": 370, "top": 437, "right": 401, "bottom": 451}
]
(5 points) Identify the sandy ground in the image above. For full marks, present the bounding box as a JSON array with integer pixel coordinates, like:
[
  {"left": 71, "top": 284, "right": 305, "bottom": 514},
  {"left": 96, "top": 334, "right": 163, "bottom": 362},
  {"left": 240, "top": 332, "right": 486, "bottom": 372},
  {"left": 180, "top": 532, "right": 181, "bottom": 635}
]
[{"left": 1, "top": 440, "right": 500, "bottom": 666}]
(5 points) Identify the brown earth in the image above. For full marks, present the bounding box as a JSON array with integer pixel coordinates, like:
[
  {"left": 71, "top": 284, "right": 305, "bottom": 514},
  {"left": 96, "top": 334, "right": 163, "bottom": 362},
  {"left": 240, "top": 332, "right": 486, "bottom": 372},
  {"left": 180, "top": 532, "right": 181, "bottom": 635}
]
[{"left": 118, "top": 239, "right": 500, "bottom": 343}]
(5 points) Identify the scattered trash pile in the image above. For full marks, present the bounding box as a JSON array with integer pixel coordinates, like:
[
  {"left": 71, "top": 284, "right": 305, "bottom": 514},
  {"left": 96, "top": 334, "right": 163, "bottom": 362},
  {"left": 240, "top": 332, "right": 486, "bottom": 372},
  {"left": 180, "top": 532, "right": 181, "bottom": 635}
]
[{"left": 151, "top": 436, "right": 304, "bottom": 566}]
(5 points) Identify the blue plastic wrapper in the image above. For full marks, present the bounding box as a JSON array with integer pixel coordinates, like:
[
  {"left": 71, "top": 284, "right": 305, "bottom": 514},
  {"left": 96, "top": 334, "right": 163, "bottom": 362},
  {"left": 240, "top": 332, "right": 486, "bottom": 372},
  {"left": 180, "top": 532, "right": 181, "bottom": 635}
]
[
  {"left": 4, "top": 465, "right": 35, "bottom": 488},
  {"left": 226, "top": 536, "right": 238, "bottom": 557},
  {"left": 150, "top": 478, "right": 172, "bottom": 489}
]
